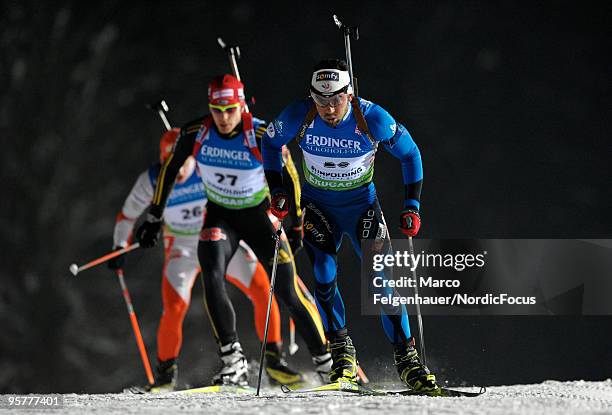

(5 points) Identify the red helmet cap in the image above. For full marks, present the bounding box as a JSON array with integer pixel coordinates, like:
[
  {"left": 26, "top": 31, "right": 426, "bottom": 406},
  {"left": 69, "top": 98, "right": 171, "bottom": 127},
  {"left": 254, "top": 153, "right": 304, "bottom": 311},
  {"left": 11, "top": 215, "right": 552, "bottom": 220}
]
[
  {"left": 159, "top": 128, "right": 181, "bottom": 163},
  {"left": 208, "top": 74, "right": 245, "bottom": 106}
]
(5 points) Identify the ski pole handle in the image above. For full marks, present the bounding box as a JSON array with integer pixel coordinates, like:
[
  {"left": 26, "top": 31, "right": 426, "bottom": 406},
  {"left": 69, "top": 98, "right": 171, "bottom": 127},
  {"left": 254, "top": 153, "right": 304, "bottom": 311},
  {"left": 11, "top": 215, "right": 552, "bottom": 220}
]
[
  {"left": 147, "top": 100, "right": 172, "bottom": 131},
  {"left": 333, "top": 14, "right": 360, "bottom": 95},
  {"left": 288, "top": 318, "right": 298, "bottom": 355},
  {"left": 217, "top": 37, "right": 250, "bottom": 113},
  {"left": 69, "top": 243, "right": 140, "bottom": 276},
  {"left": 217, "top": 37, "right": 242, "bottom": 81}
]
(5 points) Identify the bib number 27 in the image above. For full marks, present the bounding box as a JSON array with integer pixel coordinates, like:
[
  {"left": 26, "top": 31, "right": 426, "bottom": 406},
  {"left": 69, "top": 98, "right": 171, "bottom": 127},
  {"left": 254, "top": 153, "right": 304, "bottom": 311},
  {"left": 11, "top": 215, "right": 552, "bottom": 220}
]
[{"left": 215, "top": 173, "right": 237, "bottom": 186}]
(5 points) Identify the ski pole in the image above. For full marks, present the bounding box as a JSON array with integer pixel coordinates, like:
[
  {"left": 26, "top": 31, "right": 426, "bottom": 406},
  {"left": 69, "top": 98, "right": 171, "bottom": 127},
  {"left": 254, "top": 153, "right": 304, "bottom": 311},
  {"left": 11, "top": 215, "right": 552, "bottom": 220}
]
[
  {"left": 115, "top": 269, "right": 155, "bottom": 385},
  {"left": 69, "top": 243, "right": 140, "bottom": 276},
  {"left": 146, "top": 100, "right": 171, "bottom": 131},
  {"left": 333, "top": 14, "right": 360, "bottom": 95},
  {"left": 407, "top": 236, "right": 427, "bottom": 365},
  {"left": 217, "top": 37, "right": 242, "bottom": 82},
  {"left": 256, "top": 218, "right": 284, "bottom": 396},
  {"left": 217, "top": 37, "right": 251, "bottom": 113},
  {"left": 288, "top": 318, "right": 298, "bottom": 355},
  {"left": 148, "top": 99, "right": 173, "bottom": 133}
]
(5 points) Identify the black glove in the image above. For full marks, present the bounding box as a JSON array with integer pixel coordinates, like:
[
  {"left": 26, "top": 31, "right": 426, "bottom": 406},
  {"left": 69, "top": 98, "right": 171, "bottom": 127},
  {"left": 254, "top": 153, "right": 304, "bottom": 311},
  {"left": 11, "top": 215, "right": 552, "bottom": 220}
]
[
  {"left": 135, "top": 214, "right": 162, "bottom": 248},
  {"left": 287, "top": 225, "right": 303, "bottom": 254},
  {"left": 107, "top": 246, "right": 126, "bottom": 270}
]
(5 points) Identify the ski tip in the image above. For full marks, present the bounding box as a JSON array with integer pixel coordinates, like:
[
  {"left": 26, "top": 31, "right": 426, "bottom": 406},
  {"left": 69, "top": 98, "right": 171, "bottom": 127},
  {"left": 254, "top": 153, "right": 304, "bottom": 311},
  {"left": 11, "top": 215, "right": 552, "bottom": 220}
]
[{"left": 439, "top": 385, "right": 487, "bottom": 397}]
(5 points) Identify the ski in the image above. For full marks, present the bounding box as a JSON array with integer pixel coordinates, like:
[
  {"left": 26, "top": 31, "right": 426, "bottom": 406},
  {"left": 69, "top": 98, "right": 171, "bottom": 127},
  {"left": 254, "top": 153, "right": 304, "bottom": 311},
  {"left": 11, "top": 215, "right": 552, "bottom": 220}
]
[
  {"left": 282, "top": 380, "right": 485, "bottom": 397},
  {"left": 281, "top": 379, "right": 379, "bottom": 395},
  {"left": 124, "top": 384, "right": 255, "bottom": 395},
  {"left": 176, "top": 384, "right": 256, "bottom": 394},
  {"left": 381, "top": 386, "right": 486, "bottom": 397}
]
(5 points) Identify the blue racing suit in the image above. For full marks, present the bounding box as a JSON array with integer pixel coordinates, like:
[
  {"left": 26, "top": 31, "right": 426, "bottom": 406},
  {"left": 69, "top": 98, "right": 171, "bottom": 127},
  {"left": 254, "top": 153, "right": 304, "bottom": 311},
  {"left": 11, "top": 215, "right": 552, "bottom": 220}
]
[{"left": 262, "top": 97, "right": 423, "bottom": 344}]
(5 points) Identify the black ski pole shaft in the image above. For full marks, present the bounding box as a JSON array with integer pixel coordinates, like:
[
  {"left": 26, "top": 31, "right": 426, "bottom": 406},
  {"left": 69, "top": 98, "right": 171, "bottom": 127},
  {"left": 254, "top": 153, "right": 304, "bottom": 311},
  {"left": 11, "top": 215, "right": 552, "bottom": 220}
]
[
  {"left": 147, "top": 100, "right": 172, "bottom": 132},
  {"left": 333, "top": 14, "right": 360, "bottom": 95},
  {"left": 255, "top": 220, "right": 284, "bottom": 396},
  {"left": 408, "top": 236, "right": 427, "bottom": 365}
]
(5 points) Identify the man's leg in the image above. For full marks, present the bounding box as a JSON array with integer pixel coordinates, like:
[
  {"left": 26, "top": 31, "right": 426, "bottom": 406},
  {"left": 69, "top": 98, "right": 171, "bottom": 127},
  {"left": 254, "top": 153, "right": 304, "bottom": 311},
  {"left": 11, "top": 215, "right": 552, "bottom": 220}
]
[
  {"left": 238, "top": 203, "right": 328, "bottom": 359},
  {"left": 225, "top": 241, "right": 282, "bottom": 346},
  {"left": 353, "top": 198, "right": 439, "bottom": 393},
  {"left": 226, "top": 241, "right": 305, "bottom": 385},
  {"left": 301, "top": 200, "right": 357, "bottom": 382},
  {"left": 153, "top": 235, "right": 199, "bottom": 390},
  {"left": 197, "top": 204, "right": 248, "bottom": 386}
]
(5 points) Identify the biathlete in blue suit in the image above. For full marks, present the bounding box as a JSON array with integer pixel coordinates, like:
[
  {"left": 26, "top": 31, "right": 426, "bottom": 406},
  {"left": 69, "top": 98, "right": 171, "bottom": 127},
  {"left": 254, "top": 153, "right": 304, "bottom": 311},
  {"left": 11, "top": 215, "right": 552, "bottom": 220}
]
[{"left": 262, "top": 59, "right": 440, "bottom": 394}]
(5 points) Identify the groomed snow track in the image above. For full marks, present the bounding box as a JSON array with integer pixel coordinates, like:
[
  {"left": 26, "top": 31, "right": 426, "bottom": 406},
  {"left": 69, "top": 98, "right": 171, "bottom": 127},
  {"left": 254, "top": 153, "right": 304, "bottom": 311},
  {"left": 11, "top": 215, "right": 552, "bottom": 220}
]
[{"left": 5, "top": 380, "right": 611, "bottom": 415}]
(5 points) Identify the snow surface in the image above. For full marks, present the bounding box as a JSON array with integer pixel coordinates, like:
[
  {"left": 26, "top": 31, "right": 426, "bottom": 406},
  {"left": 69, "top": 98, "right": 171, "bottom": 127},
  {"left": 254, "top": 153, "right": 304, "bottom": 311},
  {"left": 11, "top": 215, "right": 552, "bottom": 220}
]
[{"left": 3, "top": 380, "right": 611, "bottom": 415}]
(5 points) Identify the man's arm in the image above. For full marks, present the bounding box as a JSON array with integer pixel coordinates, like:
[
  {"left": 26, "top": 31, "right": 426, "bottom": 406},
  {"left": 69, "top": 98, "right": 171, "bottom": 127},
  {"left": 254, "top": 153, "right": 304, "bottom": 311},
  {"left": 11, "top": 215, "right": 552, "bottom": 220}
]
[
  {"left": 282, "top": 147, "right": 304, "bottom": 252},
  {"left": 261, "top": 100, "right": 310, "bottom": 192},
  {"left": 113, "top": 170, "right": 154, "bottom": 248},
  {"left": 282, "top": 147, "right": 302, "bottom": 222},
  {"left": 365, "top": 103, "right": 423, "bottom": 210},
  {"left": 135, "top": 120, "right": 200, "bottom": 248},
  {"left": 382, "top": 124, "right": 423, "bottom": 210},
  {"left": 149, "top": 125, "right": 197, "bottom": 218},
  {"left": 255, "top": 120, "right": 301, "bottom": 219}
]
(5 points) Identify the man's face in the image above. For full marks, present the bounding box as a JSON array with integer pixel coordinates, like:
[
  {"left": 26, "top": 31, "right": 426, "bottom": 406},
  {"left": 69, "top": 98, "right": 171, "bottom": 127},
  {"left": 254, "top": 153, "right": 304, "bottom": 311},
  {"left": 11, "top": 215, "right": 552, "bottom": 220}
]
[
  {"left": 314, "top": 93, "right": 351, "bottom": 127},
  {"left": 210, "top": 103, "right": 243, "bottom": 134}
]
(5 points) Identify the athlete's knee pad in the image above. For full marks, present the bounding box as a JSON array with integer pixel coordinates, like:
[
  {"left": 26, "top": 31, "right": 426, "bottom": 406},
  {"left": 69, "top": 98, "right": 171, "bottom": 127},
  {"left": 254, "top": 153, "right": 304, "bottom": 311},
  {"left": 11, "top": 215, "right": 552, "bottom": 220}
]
[{"left": 302, "top": 201, "right": 337, "bottom": 254}]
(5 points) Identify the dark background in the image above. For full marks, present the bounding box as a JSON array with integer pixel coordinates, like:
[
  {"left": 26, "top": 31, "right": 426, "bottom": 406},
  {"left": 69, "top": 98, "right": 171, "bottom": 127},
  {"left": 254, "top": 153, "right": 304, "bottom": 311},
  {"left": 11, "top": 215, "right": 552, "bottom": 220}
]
[{"left": 1, "top": 1, "right": 610, "bottom": 393}]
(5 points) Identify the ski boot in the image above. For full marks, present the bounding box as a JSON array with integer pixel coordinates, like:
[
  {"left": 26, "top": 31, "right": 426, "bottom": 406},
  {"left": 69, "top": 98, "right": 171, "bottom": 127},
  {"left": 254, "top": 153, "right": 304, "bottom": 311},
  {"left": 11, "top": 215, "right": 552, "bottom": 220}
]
[
  {"left": 394, "top": 339, "right": 441, "bottom": 396},
  {"left": 264, "top": 343, "right": 304, "bottom": 386},
  {"left": 328, "top": 334, "right": 358, "bottom": 383},
  {"left": 312, "top": 351, "right": 333, "bottom": 384},
  {"left": 212, "top": 341, "right": 249, "bottom": 386},
  {"left": 129, "top": 358, "right": 177, "bottom": 393}
]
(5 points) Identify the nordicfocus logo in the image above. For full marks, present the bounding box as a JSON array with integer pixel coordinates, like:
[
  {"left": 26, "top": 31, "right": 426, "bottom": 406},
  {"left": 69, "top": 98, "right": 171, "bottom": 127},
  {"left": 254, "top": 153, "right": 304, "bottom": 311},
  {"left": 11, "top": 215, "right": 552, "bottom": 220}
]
[
  {"left": 201, "top": 145, "right": 250, "bottom": 161},
  {"left": 316, "top": 71, "right": 339, "bottom": 82},
  {"left": 304, "top": 134, "right": 361, "bottom": 150}
]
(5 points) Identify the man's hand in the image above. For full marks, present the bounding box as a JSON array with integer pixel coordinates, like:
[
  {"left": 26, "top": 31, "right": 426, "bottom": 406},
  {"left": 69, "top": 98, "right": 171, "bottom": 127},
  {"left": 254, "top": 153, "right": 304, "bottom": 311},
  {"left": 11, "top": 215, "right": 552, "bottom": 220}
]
[
  {"left": 399, "top": 208, "right": 421, "bottom": 237},
  {"left": 135, "top": 214, "right": 162, "bottom": 248},
  {"left": 270, "top": 189, "right": 290, "bottom": 219},
  {"left": 287, "top": 225, "right": 303, "bottom": 254},
  {"left": 107, "top": 246, "right": 126, "bottom": 270}
]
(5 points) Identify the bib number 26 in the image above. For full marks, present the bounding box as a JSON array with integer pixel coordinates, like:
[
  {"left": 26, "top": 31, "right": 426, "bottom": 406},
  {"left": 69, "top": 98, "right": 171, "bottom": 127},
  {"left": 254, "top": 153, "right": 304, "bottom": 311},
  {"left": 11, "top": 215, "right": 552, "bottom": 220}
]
[{"left": 181, "top": 206, "right": 203, "bottom": 220}]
